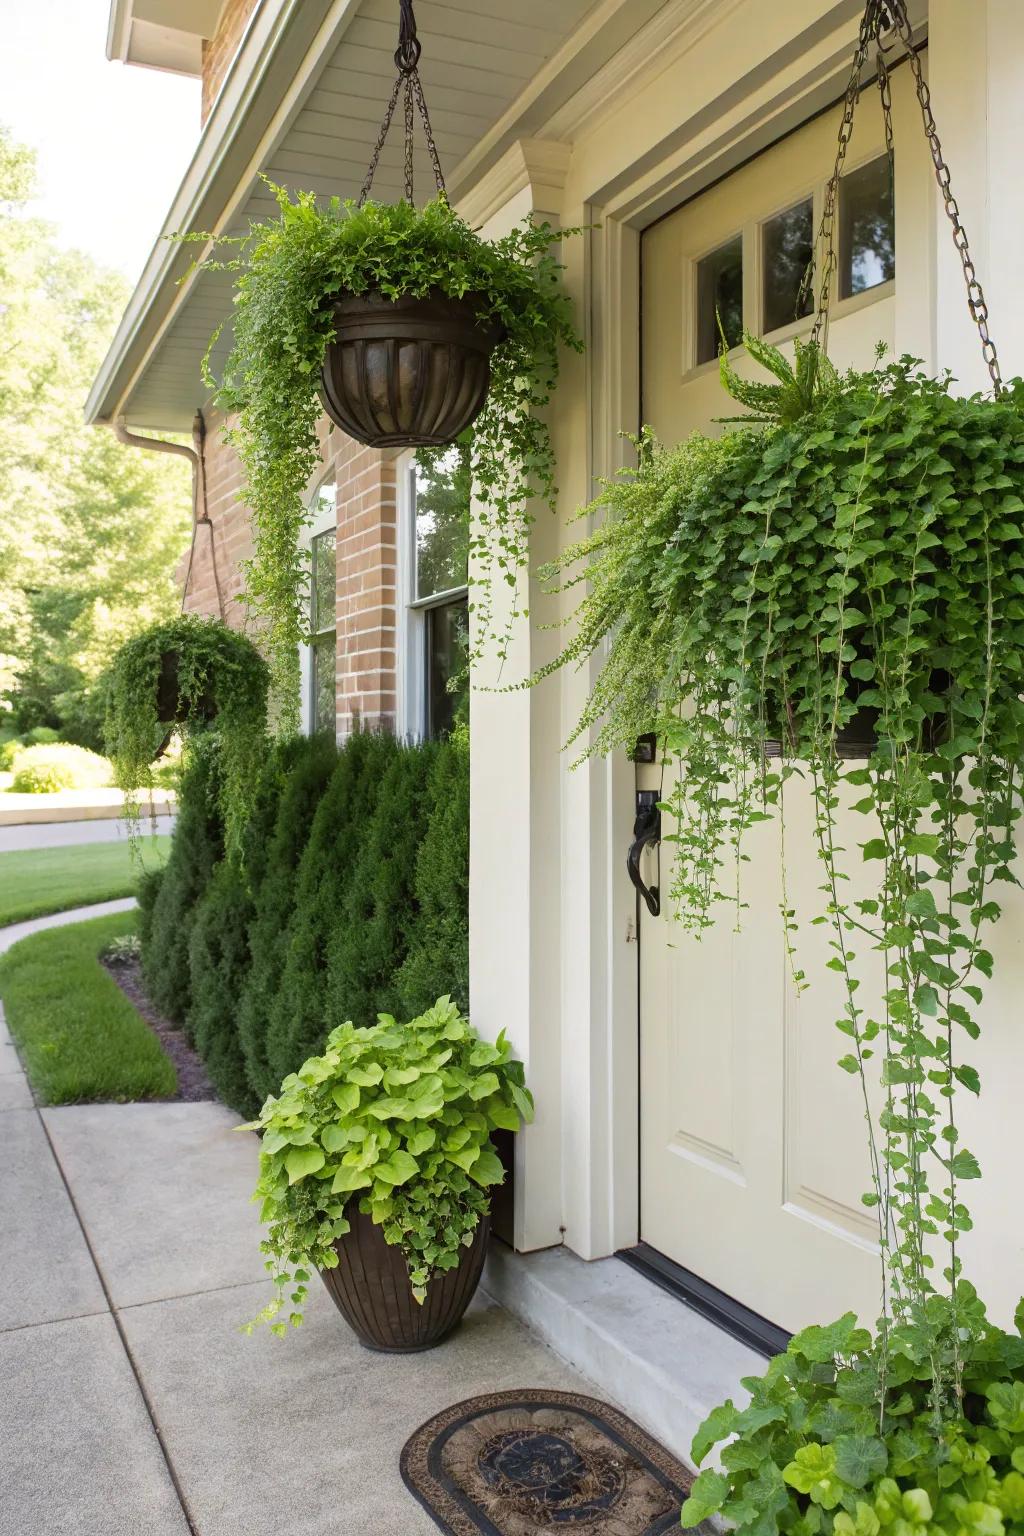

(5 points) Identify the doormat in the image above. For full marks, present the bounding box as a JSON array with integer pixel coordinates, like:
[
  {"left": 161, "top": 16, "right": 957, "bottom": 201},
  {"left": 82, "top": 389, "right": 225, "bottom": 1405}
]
[{"left": 400, "top": 1389, "right": 696, "bottom": 1534}]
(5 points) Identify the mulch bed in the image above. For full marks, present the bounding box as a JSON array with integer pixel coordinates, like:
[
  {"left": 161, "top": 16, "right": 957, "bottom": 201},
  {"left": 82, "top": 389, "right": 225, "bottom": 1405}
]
[{"left": 101, "top": 956, "right": 217, "bottom": 1103}]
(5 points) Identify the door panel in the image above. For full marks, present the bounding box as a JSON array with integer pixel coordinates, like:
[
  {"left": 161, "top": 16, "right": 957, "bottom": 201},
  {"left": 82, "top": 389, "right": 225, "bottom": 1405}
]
[{"left": 638, "top": 77, "right": 920, "bottom": 1334}]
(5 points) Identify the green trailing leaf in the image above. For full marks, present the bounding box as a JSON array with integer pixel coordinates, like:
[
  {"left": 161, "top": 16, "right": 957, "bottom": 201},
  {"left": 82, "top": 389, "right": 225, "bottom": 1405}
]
[
  {"left": 680, "top": 1469, "right": 730, "bottom": 1525},
  {"left": 285, "top": 1146, "right": 325, "bottom": 1184},
  {"left": 834, "top": 1435, "right": 888, "bottom": 1489}
]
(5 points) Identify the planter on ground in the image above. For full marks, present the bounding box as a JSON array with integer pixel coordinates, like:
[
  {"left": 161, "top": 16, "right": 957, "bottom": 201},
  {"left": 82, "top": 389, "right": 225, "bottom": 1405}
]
[
  {"left": 245, "top": 997, "right": 532, "bottom": 1345},
  {"left": 321, "top": 1207, "right": 489, "bottom": 1352}
]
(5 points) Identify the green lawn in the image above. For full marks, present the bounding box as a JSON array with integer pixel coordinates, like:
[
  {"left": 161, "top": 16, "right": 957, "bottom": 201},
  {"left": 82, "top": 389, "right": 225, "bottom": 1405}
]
[
  {"left": 0, "top": 912, "right": 177, "bottom": 1104},
  {"left": 0, "top": 836, "right": 170, "bottom": 927}
]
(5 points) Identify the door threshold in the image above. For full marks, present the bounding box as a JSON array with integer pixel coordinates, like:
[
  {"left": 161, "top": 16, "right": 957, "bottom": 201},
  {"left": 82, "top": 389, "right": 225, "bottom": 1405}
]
[
  {"left": 482, "top": 1241, "right": 772, "bottom": 1465},
  {"left": 618, "top": 1244, "right": 791, "bottom": 1359}
]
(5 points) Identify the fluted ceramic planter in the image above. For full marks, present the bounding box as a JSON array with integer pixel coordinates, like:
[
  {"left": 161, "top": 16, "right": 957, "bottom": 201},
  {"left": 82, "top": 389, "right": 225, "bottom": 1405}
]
[
  {"left": 319, "top": 1205, "right": 489, "bottom": 1352},
  {"left": 319, "top": 289, "right": 502, "bottom": 448}
]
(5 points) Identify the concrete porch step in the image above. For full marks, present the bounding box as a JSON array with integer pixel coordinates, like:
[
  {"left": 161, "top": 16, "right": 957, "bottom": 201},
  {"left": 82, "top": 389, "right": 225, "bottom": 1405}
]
[{"left": 482, "top": 1241, "right": 766, "bottom": 1465}]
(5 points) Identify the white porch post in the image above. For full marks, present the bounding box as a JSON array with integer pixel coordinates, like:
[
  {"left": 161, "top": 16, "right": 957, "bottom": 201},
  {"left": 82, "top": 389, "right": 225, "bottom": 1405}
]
[{"left": 465, "top": 142, "right": 573, "bottom": 1254}]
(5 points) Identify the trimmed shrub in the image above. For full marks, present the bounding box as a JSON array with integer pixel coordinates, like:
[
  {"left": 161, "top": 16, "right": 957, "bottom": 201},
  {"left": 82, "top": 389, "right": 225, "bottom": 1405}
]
[
  {"left": 141, "top": 738, "right": 223, "bottom": 1024},
  {"left": 396, "top": 732, "right": 470, "bottom": 1016},
  {"left": 25, "top": 726, "right": 60, "bottom": 746},
  {"left": 187, "top": 862, "right": 258, "bottom": 1116},
  {"left": 9, "top": 743, "right": 111, "bottom": 793},
  {"left": 262, "top": 729, "right": 400, "bottom": 1088},
  {"left": 136, "top": 866, "right": 165, "bottom": 952},
  {"left": 237, "top": 732, "right": 339, "bottom": 1105},
  {"left": 325, "top": 739, "right": 439, "bottom": 1028},
  {"left": 186, "top": 738, "right": 310, "bottom": 1117},
  {"left": 139, "top": 726, "right": 471, "bottom": 1113}
]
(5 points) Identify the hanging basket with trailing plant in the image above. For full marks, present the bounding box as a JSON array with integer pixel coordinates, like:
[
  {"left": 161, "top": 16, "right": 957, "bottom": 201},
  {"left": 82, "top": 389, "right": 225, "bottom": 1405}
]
[
  {"left": 538, "top": 2, "right": 1024, "bottom": 1528},
  {"left": 104, "top": 614, "right": 269, "bottom": 851},
  {"left": 181, "top": 0, "right": 581, "bottom": 720}
]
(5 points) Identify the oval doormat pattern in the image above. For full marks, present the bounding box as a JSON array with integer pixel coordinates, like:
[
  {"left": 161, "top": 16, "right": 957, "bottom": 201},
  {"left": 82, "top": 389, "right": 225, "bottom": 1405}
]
[{"left": 400, "top": 1389, "right": 695, "bottom": 1534}]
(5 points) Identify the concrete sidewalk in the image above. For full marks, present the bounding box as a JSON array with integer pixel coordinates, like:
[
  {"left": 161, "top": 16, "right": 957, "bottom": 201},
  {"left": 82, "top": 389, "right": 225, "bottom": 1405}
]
[
  {"left": 0, "top": 1013, "right": 598, "bottom": 1535},
  {"left": 0, "top": 817, "right": 176, "bottom": 852}
]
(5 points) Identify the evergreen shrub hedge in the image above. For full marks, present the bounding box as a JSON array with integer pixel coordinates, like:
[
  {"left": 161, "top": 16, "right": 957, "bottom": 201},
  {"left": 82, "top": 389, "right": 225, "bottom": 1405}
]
[{"left": 138, "top": 729, "right": 470, "bottom": 1116}]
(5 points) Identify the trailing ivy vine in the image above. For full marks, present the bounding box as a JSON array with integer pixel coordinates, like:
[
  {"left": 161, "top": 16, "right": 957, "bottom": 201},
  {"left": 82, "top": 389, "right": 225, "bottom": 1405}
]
[
  {"left": 104, "top": 614, "right": 269, "bottom": 853},
  {"left": 537, "top": 337, "right": 1024, "bottom": 1529},
  {"left": 182, "top": 190, "right": 581, "bottom": 716}
]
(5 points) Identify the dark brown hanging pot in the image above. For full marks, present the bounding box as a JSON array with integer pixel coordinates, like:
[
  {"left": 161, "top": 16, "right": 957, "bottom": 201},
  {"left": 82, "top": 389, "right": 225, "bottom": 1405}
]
[
  {"left": 153, "top": 650, "right": 217, "bottom": 759},
  {"left": 319, "top": 1205, "right": 489, "bottom": 1352},
  {"left": 320, "top": 289, "right": 503, "bottom": 448},
  {"left": 318, "top": 0, "right": 503, "bottom": 449}
]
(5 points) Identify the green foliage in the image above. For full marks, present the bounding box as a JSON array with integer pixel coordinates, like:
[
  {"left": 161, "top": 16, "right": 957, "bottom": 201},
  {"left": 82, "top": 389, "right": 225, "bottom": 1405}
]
[
  {"left": 682, "top": 1290, "right": 1024, "bottom": 1536},
  {"left": 325, "top": 740, "right": 439, "bottom": 1029},
  {"left": 262, "top": 730, "right": 400, "bottom": 1085},
  {"left": 8, "top": 742, "right": 111, "bottom": 793},
  {"left": 139, "top": 731, "right": 472, "bottom": 1151},
  {"left": 0, "top": 127, "right": 190, "bottom": 737},
  {"left": 237, "top": 732, "right": 340, "bottom": 1103},
  {"left": 142, "top": 739, "right": 224, "bottom": 1024},
  {"left": 185, "top": 189, "right": 582, "bottom": 707},
  {"left": 187, "top": 862, "right": 259, "bottom": 1117},
  {"left": 101, "top": 932, "right": 142, "bottom": 966},
  {"left": 246, "top": 997, "right": 532, "bottom": 1334},
  {"left": 187, "top": 740, "right": 302, "bottom": 1117},
  {"left": 396, "top": 730, "right": 470, "bottom": 1016},
  {"left": 104, "top": 615, "right": 269, "bottom": 852},
  {"left": 0, "top": 912, "right": 176, "bottom": 1104}
]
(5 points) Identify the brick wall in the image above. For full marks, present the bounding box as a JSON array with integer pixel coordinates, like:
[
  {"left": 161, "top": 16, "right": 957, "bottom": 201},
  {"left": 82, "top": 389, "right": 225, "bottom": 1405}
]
[
  {"left": 181, "top": 409, "right": 398, "bottom": 739},
  {"left": 201, "top": 0, "right": 261, "bottom": 124}
]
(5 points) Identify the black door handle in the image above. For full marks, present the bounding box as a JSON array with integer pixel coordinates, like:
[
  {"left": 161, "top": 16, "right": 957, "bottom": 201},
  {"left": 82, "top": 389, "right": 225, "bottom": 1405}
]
[{"left": 627, "top": 789, "right": 661, "bottom": 917}]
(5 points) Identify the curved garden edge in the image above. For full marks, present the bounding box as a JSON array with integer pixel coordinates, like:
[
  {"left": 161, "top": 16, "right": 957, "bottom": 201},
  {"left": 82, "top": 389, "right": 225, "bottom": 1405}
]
[{"left": 0, "top": 902, "right": 214, "bottom": 1105}]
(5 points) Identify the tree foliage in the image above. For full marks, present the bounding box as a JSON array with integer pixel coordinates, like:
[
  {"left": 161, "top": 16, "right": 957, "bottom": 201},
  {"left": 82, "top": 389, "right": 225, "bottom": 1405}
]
[{"left": 0, "top": 125, "right": 190, "bottom": 743}]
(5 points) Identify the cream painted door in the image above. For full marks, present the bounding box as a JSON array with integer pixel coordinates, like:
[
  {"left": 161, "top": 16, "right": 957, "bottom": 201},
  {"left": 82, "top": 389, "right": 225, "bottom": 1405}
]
[{"left": 638, "top": 74, "right": 929, "bottom": 1335}]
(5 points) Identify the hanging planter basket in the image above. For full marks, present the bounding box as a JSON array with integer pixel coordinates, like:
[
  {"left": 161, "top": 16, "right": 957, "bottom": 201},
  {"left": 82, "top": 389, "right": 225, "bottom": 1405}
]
[
  {"left": 316, "top": 0, "right": 505, "bottom": 450},
  {"left": 320, "top": 289, "right": 503, "bottom": 448}
]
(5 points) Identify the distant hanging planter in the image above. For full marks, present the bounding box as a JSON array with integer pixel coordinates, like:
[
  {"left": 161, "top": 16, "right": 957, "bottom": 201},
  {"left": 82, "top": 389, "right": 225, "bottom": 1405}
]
[
  {"left": 105, "top": 615, "right": 269, "bottom": 853},
  {"left": 181, "top": 0, "right": 581, "bottom": 722}
]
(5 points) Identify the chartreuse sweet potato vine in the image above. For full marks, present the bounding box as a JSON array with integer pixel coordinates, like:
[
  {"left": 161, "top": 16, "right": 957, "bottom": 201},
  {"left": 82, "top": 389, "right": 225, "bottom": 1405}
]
[
  {"left": 245, "top": 997, "right": 532, "bottom": 1334},
  {"left": 536, "top": 336, "right": 1024, "bottom": 1531},
  {"left": 183, "top": 188, "right": 582, "bottom": 720}
]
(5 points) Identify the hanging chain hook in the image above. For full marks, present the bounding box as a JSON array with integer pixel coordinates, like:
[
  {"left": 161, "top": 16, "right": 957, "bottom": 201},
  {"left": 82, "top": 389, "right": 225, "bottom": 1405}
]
[
  {"left": 801, "top": 0, "right": 1003, "bottom": 394},
  {"left": 395, "top": 0, "right": 422, "bottom": 73},
  {"left": 359, "top": 0, "right": 446, "bottom": 207}
]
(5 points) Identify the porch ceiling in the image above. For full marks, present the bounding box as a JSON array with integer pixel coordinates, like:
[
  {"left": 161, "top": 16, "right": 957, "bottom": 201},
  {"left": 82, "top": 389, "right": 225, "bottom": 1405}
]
[{"left": 89, "top": 0, "right": 664, "bottom": 432}]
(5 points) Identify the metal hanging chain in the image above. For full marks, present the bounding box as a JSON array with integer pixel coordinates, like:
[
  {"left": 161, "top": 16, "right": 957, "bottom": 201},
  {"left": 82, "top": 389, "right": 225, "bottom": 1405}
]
[
  {"left": 884, "top": 0, "right": 1002, "bottom": 392},
  {"left": 802, "top": 0, "right": 1002, "bottom": 394},
  {"left": 801, "top": 3, "right": 877, "bottom": 351},
  {"left": 358, "top": 0, "right": 447, "bottom": 207}
]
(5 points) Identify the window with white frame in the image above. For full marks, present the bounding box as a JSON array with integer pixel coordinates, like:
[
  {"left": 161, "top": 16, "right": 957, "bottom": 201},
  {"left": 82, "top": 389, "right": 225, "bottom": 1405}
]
[
  {"left": 301, "top": 478, "right": 337, "bottom": 736},
  {"left": 692, "top": 151, "right": 895, "bottom": 365},
  {"left": 398, "top": 445, "right": 470, "bottom": 740}
]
